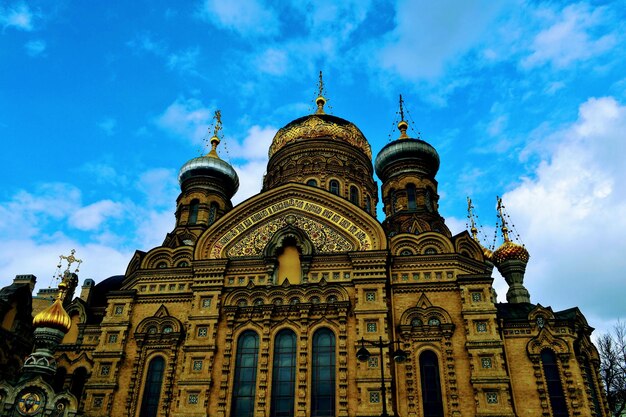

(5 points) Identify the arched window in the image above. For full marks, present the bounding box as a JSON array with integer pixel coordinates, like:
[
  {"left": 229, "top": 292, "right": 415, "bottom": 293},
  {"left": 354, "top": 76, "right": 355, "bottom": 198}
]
[
  {"left": 420, "top": 350, "right": 444, "bottom": 417},
  {"left": 407, "top": 184, "right": 416, "bottom": 210},
  {"left": 365, "top": 195, "right": 371, "bottom": 213},
  {"left": 349, "top": 186, "right": 359, "bottom": 204},
  {"left": 541, "top": 349, "right": 568, "bottom": 417},
  {"left": 232, "top": 331, "right": 260, "bottom": 417},
  {"left": 188, "top": 199, "right": 199, "bottom": 225},
  {"left": 311, "top": 328, "right": 335, "bottom": 417},
  {"left": 139, "top": 356, "right": 165, "bottom": 417},
  {"left": 70, "top": 367, "right": 88, "bottom": 403},
  {"left": 329, "top": 180, "right": 340, "bottom": 195},
  {"left": 209, "top": 202, "right": 219, "bottom": 225},
  {"left": 271, "top": 330, "right": 297, "bottom": 417},
  {"left": 307, "top": 179, "right": 318, "bottom": 187}
]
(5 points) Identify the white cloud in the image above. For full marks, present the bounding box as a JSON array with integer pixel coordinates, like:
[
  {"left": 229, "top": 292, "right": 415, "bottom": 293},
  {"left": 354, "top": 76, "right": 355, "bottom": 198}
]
[
  {"left": 24, "top": 39, "right": 45, "bottom": 56},
  {"left": 155, "top": 97, "right": 213, "bottom": 144},
  {"left": 228, "top": 125, "right": 276, "bottom": 160},
  {"left": 167, "top": 46, "right": 200, "bottom": 74},
  {"left": 522, "top": 3, "right": 617, "bottom": 69},
  {"left": 502, "top": 96, "right": 626, "bottom": 321},
  {"left": 69, "top": 200, "right": 125, "bottom": 231},
  {"left": 377, "top": 0, "right": 506, "bottom": 80},
  {"left": 98, "top": 117, "right": 117, "bottom": 136},
  {"left": 136, "top": 168, "right": 179, "bottom": 209},
  {"left": 232, "top": 160, "right": 267, "bottom": 204},
  {"left": 1, "top": 2, "right": 34, "bottom": 31},
  {"left": 200, "top": 0, "right": 279, "bottom": 37}
]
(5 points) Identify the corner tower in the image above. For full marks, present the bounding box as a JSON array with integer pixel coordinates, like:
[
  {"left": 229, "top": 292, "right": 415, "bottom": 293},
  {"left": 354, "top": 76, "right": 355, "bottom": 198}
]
[
  {"left": 262, "top": 72, "right": 378, "bottom": 216},
  {"left": 164, "top": 110, "right": 239, "bottom": 247},
  {"left": 375, "top": 96, "right": 450, "bottom": 237}
]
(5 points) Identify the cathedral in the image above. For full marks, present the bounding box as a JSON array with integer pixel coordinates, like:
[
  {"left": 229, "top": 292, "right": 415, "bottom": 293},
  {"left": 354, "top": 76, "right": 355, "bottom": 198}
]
[{"left": 0, "top": 81, "right": 608, "bottom": 417}]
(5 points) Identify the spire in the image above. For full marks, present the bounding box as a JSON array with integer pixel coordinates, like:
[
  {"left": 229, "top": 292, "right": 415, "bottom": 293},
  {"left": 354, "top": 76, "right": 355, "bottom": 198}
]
[
  {"left": 397, "top": 94, "right": 409, "bottom": 139},
  {"left": 467, "top": 197, "right": 494, "bottom": 260},
  {"left": 207, "top": 110, "right": 222, "bottom": 158},
  {"left": 315, "top": 71, "right": 327, "bottom": 115},
  {"left": 467, "top": 197, "right": 479, "bottom": 241},
  {"left": 496, "top": 196, "right": 511, "bottom": 242}
]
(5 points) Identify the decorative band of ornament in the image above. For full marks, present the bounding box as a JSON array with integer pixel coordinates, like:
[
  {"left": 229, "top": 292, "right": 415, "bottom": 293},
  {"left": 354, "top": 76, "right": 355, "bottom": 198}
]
[
  {"left": 269, "top": 116, "right": 372, "bottom": 158},
  {"left": 227, "top": 214, "right": 354, "bottom": 257},
  {"left": 208, "top": 197, "right": 373, "bottom": 258}
]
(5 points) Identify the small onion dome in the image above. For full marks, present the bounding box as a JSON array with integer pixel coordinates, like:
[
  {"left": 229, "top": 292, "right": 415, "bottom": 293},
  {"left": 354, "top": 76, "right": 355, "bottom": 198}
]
[
  {"left": 268, "top": 114, "right": 372, "bottom": 159},
  {"left": 492, "top": 240, "right": 530, "bottom": 266},
  {"left": 33, "top": 298, "right": 71, "bottom": 333},
  {"left": 482, "top": 247, "right": 494, "bottom": 262},
  {"left": 375, "top": 137, "right": 440, "bottom": 181},
  {"left": 178, "top": 154, "right": 239, "bottom": 196}
]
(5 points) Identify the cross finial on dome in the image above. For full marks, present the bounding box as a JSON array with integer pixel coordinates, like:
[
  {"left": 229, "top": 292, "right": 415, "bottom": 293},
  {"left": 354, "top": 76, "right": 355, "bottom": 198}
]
[
  {"left": 496, "top": 196, "right": 511, "bottom": 242},
  {"left": 208, "top": 110, "right": 222, "bottom": 158},
  {"left": 315, "top": 71, "right": 326, "bottom": 114},
  {"left": 397, "top": 94, "right": 409, "bottom": 139},
  {"left": 467, "top": 197, "right": 479, "bottom": 241}
]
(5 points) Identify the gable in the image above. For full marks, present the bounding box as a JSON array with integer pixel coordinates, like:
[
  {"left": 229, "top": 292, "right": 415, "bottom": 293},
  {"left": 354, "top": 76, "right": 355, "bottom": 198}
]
[{"left": 196, "top": 183, "right": 386, "bottom": 259}]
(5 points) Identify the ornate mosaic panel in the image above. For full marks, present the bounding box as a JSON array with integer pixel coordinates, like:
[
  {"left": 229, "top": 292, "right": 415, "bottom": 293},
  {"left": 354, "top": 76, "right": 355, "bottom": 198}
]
[{"left": 227, "top": 214, "right": 354, "bottom": 257}]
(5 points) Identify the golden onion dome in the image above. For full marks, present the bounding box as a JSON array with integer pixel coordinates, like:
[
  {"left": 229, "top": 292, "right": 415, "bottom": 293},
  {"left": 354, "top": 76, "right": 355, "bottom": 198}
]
[
  {"left": 33, "top": 298, "right": 72, "bottom": 333},
  {"left": 268, "top": 114, "right": 372, "bottom": 159},
  {"left": 492, "top": 240, "right": 530, "bottom": 266}
]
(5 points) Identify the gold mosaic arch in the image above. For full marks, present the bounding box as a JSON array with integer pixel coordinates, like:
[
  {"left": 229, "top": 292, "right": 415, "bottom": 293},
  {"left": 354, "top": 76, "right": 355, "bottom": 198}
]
[{"left": 196, "top": 183, "right": 386, "bottom": 259}]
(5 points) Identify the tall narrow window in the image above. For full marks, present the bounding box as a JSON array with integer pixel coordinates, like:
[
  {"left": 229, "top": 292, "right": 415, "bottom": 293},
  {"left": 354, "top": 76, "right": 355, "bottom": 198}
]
[
  {"left": 407, "top": 184, "right": 416, "bottom": 210},
  {"left": 420, "top": 350, "right": 444, "bottom": 417},
  {"left": 329, "top": 180, "right": 340, "bottom": 195},
  {"left": 232, "top": 331, "right": 260, "bottom": 417},
  {"left": 365, "top": 195, "right": 371, "bottom": 213},
  {"left": 271, "top": 330, "right": 297, "bottom": 417},
  {"left": 349, "top": 186, "right": 359, "bottom": 204},
  {"left": 188, "top": 199, "right": 199, "bottom": 225},
  {"left": 209, "top": 202, "right": 219, "bottom": 224},
  {"left": 312, "top": 328, "right": 335, "bottom": 417},
  {"left": 139, "top": 356, "right": 165, "bottom": 417},
  {"left": 541, "top": 349, "right": 568, "bottom": 417}
]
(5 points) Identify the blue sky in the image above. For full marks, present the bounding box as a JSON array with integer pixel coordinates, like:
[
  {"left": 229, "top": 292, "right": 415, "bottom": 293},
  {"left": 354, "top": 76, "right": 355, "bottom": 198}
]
[{"left": 1, "top": 0, "right": 625, "bottom": 334}]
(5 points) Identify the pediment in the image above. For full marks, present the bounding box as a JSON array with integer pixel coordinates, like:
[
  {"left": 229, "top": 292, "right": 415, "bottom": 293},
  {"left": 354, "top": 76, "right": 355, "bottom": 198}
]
[{"left": 196, "top": 183, "right": 386, "bottom": 259}]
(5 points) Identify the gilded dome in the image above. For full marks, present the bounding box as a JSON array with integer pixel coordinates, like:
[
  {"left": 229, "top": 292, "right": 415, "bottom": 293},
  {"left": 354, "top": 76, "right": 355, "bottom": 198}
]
[
  {"left": 33, "top": 298, "right": 71, "bottom": 333},
  {"left": 374, "top": 137, "right": 440, "bottom": 181},
  {"left": 269, "top": 114, "right": 372, "bottom": 159},
  {"left": 492, "top": 241, "right": 530, "bottom": 266}
]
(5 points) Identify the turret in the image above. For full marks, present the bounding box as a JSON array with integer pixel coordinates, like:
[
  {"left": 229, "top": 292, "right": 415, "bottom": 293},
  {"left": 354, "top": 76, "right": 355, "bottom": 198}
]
[
  {"left": 164, "top": 110, "right": 239, "bottom": 247},
  {"left": 492, "top": 197, "right": 531, "bottom": 303},
  {"left": 374, "top": 96, "right": 450, "bottom": 236}
]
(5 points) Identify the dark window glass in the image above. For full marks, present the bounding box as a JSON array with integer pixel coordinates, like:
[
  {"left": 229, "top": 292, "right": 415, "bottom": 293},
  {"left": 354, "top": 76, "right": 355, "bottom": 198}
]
[
  {"left": 541, "top": 349, "right": 568, "bottom": 417},
  {"left": 271, "top": 330, "right": 297, "bottom": 417},
  {"left": 307, "top": 179, "right": 318, "bottom": 187},
  {"left": 420, "top": 350, "right": 444, "bottom": 417},
  {"left": 209, "top": 202, "right": 219, "bottom": 224},
  {"left": 329, "top": 180, "right": 339, "bottom": 195},
  {"left": 139, "top": 357, "right": 165, "bottom": 417},
  {"left": 349, "top": 186, "right": 359, "bottom": 204},
  {"left": 407, "top": 184, "right": 416, "bottom": 210},
  {"left": 188, "top": 199, "right": 199, "bottom": 225},
  {"left": 232, "top": 331, "right": 260, "bottom": 417},
  {"left": 312, "top": 328, "right": 335, "bottom": 417},
  {"left": 365, "top": 195, "right": 371, "bottom": 213}
]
